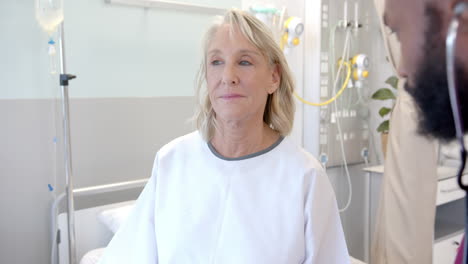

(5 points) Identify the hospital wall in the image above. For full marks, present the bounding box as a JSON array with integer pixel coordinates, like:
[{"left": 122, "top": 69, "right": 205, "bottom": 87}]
[{"left": 0, "top": 0, "right": 235, "bottom": 263}]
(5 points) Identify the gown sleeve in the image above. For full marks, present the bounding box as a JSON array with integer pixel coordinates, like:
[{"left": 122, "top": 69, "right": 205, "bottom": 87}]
[
  {"left": 302, "top": 167, "right": 350, "bottom": 264},
  {"left": 98, "top": 155, "right": 159, "bottom": 264}
]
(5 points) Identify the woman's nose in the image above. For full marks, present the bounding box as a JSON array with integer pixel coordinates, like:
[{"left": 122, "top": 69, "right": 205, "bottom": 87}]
[{"left": 222, "top": 65, "right": 239, "bottom": 85}]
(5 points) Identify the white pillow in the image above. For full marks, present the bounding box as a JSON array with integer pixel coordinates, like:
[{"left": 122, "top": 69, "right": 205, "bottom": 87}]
[
  {"left": 98, "top": 203, "right": 135, "bottom": 234},
  {"left": 80, "top": 248, "right": 106, "bottom": 264}
]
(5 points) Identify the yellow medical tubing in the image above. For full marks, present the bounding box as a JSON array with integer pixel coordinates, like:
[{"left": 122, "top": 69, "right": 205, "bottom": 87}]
[{"left": 294, "top": 61, "right": 352, "bottom": 107}]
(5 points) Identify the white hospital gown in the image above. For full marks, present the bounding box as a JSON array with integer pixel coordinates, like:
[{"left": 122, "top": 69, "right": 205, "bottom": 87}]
[{"left": 99, "top": 131, "right": 349, "bottom": 264}]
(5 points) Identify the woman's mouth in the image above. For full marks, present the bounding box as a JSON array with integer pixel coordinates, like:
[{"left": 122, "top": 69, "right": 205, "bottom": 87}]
[{"left": 220, "top": 94, "right": 245, "bottom": 100}]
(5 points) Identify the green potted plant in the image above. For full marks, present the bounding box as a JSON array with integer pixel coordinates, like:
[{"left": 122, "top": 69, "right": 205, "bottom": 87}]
[{"left": 372, "top": 75, "right": 399, "bottom": 158}]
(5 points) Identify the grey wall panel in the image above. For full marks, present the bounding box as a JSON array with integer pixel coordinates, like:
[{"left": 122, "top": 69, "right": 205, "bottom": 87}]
[
  {"left": 69, "top": 97, "right": 195, "bottom": 188},
  {"left": 1, "top": 99, "right": 56, "bottom": 264},
  {"left": 0, "top": 96, "right": 195, "bottom": 264}
]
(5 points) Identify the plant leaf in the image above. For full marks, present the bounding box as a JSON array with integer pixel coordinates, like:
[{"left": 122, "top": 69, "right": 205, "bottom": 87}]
[
  {"left": 379, "top": 107, "right": 392, "bottom": 117},
  {"left": 372, "top": 88, "right": 396, "bottom": 100},
  {"left": 377, "top": 120, "right": 390, "bottom": 133},
  {"left": 385, "top": 76, "right": 399, "bottom": 89}
]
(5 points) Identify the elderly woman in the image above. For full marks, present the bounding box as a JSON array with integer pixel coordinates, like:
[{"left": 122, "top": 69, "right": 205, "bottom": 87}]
[{"left": 99, "top": 9, "right": 349, "bottom": 264}]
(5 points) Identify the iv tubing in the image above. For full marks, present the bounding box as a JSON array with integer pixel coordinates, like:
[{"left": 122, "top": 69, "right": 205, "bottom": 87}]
[
  {"left": 293, "top": 61, "right": 351, "bottom": 106},
  {"left": 334, "top": 29, "right": 353, "bottom": 213},
  {"left": 293, "top": 21, "right": 351, "bottom": 107}
]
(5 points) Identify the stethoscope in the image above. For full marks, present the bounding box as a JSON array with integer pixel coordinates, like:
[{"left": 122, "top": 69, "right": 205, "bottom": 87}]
[{"left": 446, "top": 2, "right": 468, "bottom": 263}]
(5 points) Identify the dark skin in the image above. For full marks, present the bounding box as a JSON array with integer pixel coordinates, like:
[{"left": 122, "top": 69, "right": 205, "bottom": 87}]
[
  {"left": 384, "top": 0, "right": 468, "bottom": 83},
  {"left": 384, "top": 0, "right": 468, "bottom": 140}
]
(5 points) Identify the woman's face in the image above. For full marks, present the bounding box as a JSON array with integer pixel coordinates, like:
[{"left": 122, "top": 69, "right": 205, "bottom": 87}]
[{"left": 206, "top": 25, "right": 280, "bottom": 124}]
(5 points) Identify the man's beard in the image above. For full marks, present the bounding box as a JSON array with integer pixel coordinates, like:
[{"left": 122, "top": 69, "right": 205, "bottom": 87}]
[{"left": 406, "top": 5, "right": 468, "bottom": 142}]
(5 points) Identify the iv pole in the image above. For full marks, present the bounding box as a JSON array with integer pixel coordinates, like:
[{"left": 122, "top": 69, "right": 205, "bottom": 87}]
[{"left": 57, "top": 21, "right": 77, "bottom": 264}]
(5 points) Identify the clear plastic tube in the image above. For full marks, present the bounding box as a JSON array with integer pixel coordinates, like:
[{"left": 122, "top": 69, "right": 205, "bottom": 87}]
[
  {"left": 48, "top": 38, "right": 57, "bottom": 75},
  {"left": 330, "top": 27, "right": 353, "bottom": 213}
]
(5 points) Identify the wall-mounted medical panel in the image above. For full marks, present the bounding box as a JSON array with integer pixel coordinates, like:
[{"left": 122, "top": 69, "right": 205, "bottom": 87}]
[{"left": 316, "top": 0, "right": 373, "bottom": 167}]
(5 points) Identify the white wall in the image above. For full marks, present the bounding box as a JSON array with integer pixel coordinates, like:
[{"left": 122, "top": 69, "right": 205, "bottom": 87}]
[
  {"left": 64, "top": 0, "right": 239, "bottom": 98},
  {"left": 1, "top": 1, "right": 57, "bottom": 99}
]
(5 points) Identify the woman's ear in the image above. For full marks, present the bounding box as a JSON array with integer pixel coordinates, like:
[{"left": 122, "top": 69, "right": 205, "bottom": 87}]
[{"left": 269, "top": 64, "right": 281, "bottom": 94}]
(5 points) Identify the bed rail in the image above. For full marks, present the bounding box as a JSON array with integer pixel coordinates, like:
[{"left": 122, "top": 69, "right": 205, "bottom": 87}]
[
  {"left": 74, "top": 178, "right": 149, "bottom": 197},
  {"left": 51, "top": 178, "right": 149, "bottom": 264}
]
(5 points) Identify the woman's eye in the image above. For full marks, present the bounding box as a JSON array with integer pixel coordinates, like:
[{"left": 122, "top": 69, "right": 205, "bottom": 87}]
[
  {"left": 239, "top": 60, "right": 252, "bottom": 66},
  {"left": 211, "top": 60, "right": 222, "bottom": 65}
]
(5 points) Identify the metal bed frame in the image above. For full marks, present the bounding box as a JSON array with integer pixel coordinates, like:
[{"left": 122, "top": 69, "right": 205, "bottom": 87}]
[{"left": 52, "top": 178, "right": 148, "bottom": 264}]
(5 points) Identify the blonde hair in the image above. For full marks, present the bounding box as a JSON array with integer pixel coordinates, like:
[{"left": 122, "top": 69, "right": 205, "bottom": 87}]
[{"left": 194, "top": 9, "right": 295, "bottom": 141}]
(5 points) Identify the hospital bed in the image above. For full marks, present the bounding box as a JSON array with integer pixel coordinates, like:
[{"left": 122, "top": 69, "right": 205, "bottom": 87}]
[
  {"left": 54, "top": 179, "right": 366, "bottom": 264},
  {"left": 54, "top": 178, "right": 146, "bottom": 264},
  {"left": 57, "top": 200, "right": 136, "bottom": 264}
]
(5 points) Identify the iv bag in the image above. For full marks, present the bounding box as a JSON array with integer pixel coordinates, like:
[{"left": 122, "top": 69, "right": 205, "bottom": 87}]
[
  {"left": 249, "top": 6, "right": 286, "bottom": 43},
  {"left": 35, "top": 0, "right": 64, "bottom": 35}
]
